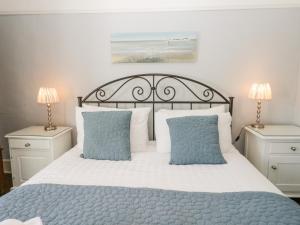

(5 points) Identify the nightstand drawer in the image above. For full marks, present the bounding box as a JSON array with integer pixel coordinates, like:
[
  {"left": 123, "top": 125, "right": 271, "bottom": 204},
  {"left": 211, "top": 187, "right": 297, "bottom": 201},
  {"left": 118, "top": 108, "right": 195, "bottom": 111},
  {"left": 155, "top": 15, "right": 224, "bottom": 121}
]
[
  {"left": 9, "top": 139, "right": 50, "bottom": 150},
  {"left": 270, "top": 142, "right": 300, "bottom": 154}
]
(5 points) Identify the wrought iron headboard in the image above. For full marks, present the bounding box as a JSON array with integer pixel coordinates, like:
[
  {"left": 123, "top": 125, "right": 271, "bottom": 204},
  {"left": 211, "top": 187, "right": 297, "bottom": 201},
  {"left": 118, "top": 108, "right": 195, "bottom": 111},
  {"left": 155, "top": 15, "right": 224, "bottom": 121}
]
[{"left": 77, "top": 73, "right": 234, "bottom": 138}]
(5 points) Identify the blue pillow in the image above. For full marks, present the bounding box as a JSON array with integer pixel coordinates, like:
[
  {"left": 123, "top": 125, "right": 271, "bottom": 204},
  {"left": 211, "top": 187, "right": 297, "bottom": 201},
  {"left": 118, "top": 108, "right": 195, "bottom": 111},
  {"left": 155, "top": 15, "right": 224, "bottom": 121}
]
[
  {"left": 82, "top": 111, "right": 132, "bottom": 161},
  {"left": 167, "top": 115, "right": 226, "bottom": 165}
]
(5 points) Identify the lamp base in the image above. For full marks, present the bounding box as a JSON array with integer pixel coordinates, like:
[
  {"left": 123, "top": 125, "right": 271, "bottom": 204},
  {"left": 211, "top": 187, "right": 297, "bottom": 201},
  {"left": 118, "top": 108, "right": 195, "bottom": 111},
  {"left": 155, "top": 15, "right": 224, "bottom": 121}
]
[
  {"left": 44, "top": 125, "right": 57, "bottom": 131},
  {"left": 251, "top": 123, "right": 265, "bottom": 129}
]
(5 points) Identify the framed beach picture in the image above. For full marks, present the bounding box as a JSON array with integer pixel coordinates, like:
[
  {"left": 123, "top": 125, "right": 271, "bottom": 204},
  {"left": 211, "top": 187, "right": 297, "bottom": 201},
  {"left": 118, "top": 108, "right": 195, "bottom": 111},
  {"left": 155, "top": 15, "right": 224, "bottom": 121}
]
[{"left": 111, "top": 32, "right": 197, "bottom": 63}]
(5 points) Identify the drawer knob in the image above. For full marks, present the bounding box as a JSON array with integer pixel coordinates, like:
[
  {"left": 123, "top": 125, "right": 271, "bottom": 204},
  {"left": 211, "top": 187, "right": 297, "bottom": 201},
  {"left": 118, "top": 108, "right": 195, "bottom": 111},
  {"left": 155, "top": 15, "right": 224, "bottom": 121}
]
[
  {"left": 291, "top": 147, "right": 297, "bottom": 151},
  {"left": 24, "top": 143, "right": 31, "bottom": 147},
  {"left": 271, "top": 165, "right": 277, "bottom": 170}
]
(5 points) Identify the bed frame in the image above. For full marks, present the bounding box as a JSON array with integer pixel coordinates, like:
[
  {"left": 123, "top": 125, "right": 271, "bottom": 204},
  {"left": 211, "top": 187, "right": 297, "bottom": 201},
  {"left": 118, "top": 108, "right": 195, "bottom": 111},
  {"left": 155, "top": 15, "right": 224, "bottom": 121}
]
[{"left": 77, "top": 73, "right": 234, "bottom": 137}]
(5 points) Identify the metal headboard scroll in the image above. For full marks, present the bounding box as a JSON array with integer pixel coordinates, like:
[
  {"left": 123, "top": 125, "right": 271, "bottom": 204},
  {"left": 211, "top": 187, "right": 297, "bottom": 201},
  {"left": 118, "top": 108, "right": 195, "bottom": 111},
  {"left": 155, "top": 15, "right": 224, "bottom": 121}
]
[{"left": 77, "top": 73, "right": 234, "bottom": 138}]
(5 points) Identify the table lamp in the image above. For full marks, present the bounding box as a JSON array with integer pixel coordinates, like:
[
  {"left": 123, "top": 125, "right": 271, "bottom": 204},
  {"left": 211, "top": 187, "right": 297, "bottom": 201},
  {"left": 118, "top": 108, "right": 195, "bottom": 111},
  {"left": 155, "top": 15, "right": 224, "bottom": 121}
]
[
  {"left": 248, "top": 83, "right": 272, "bottom": 129},
  {"left": 37, "top": 87, "right": 59, "bottom": 131}
]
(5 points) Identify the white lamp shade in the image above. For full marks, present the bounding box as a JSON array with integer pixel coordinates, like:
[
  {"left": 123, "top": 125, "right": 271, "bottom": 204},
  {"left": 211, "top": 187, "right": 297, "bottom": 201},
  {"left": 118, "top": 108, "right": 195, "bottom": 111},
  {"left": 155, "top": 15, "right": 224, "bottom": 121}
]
[
  {"left": 248, "top": 83, "right": 272, "bottom": 100},
  {"left": 37, "top": 87, "right": 59, "bottom": 104}
]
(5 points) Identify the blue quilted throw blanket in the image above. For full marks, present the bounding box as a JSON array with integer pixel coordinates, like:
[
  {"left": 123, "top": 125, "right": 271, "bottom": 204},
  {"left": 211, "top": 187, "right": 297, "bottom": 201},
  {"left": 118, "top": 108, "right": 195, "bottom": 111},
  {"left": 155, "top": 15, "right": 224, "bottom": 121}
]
[{"left": 0, "top": 184, "right": 299, "bottom": 225}]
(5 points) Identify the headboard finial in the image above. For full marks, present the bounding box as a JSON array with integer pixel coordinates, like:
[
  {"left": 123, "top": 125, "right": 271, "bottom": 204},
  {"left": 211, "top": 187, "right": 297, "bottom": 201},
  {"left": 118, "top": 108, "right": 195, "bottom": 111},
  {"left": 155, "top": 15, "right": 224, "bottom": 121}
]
[
  {"left": 77, "top": 96, "right": 83, "bottom": 107},
  {"left": 229, "top": 97, "right": 234, "bottom": 115}
]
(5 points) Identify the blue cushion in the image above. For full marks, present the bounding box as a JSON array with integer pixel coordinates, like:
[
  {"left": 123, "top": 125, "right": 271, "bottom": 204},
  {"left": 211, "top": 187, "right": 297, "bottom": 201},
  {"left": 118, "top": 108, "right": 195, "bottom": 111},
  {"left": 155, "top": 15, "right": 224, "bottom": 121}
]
[
  {"left": 82, "top": 111, "right": 132, "bottom": 161},
  {"left": 167, "top": 115, "right": 226, "bottom": 165}
]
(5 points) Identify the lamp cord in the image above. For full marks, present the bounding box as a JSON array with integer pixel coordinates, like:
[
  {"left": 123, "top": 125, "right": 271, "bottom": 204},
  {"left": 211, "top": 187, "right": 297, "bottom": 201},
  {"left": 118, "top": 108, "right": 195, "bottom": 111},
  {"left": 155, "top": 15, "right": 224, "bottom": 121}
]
[{"left": 234, "top": 125, "right": 249, "bottom": 142}]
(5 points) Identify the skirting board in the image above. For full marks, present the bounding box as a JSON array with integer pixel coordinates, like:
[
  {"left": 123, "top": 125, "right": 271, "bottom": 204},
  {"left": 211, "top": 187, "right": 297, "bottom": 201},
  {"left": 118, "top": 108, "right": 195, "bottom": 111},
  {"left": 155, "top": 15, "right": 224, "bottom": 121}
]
[{"left": 3, "top": 159, "right": 11, "bottom": 174}]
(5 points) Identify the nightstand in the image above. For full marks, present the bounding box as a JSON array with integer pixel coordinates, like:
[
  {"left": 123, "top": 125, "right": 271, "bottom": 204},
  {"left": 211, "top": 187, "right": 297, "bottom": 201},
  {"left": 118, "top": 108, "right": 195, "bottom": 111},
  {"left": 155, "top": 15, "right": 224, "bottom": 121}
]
[
  {"left": 245, "top": 125, "right": 300, "bottom": 197},
  {"left": 5, "top": 126, "right": 72, "bottom": 187},
  {"left": 0, "top": 146, "right": 5, "bottom": 194}
]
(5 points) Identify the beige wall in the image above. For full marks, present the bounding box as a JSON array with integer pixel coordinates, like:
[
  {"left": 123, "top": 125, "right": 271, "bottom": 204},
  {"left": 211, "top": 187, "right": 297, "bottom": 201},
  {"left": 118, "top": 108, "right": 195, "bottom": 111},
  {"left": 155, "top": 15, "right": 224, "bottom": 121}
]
[{"left": 0, "top": 8, "right": 300, "bottom": 158}]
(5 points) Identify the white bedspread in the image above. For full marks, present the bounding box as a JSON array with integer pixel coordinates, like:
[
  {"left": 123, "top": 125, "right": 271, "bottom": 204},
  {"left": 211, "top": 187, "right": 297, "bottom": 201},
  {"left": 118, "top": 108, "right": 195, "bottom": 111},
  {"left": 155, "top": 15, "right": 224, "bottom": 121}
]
[{"left": 24, "top": 144, "right": 281, "bottom": 195}]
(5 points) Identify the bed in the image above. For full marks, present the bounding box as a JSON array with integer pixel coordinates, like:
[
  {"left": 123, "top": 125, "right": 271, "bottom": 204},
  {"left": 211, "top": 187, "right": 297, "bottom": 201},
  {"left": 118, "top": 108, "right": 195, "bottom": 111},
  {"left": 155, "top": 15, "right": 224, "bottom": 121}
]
[{"left": 0, "top": 74, "right": 299, "bottom": 225}]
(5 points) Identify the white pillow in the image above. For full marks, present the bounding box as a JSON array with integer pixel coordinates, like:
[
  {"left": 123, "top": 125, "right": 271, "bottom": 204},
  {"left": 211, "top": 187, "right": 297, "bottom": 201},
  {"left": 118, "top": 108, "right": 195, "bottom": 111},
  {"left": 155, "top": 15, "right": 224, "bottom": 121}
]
[
  {"left": 155, "top": 105, "right": 233, "bottom": 153},
  {"left": 216, "top": 112, "right": 233, "bottom": 153},
  {"left": 76, "top": 105, "right": 151, "bottom": 152}
]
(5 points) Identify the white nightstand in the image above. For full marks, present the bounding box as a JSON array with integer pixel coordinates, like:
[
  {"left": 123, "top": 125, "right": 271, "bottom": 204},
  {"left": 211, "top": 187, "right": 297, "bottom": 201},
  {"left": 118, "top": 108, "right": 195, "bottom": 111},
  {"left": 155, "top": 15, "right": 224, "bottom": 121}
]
[
  {"left": 5, "top": 126, "right": 72, "bottom": 187},
  {"left": 245, "top": 125, "right": 300, "bottom": 197}
]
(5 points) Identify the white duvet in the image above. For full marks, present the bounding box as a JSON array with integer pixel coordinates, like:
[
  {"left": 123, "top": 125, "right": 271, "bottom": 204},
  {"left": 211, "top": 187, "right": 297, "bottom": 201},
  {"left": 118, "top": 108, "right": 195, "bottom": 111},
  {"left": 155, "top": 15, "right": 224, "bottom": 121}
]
[{"left": 24, "top": 143, "right": 281, "bottom": 195}]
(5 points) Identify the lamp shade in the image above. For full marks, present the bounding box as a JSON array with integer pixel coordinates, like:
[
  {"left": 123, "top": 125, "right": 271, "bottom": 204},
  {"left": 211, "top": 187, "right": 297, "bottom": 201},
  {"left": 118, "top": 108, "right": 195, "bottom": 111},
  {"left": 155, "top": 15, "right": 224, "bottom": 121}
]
[
  {"left": 37, "top": 87, "right": 59, "bottom": 104},
  {"left": 248, "top": 83, "right": 272, "bottom": 100}
]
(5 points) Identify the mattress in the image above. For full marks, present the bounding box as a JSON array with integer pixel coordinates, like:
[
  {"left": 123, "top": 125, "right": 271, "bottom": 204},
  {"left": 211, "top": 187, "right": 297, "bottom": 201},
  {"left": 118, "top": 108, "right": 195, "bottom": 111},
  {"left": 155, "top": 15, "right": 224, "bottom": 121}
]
[{"left": 24, "top": 142, "right": 281, "bottom": 195}]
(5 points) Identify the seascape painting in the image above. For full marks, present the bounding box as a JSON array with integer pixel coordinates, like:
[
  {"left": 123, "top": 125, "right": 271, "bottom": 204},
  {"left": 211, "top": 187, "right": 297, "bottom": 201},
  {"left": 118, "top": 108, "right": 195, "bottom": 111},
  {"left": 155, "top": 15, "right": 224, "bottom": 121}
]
[{"left": 111, "top": 32, "right": 197, "bottom": 63}]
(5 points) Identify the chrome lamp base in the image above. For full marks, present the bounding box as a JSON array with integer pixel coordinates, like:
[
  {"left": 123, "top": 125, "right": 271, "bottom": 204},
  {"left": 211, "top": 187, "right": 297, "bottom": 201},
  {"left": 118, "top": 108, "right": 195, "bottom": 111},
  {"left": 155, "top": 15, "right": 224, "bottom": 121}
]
[
  {"left": 44, "top": 103, "right": 57, "bottom": 132},
  {"left": 44, "top": 125, "right": 57, "bottom": 131},
  {"left": 251, "top": 100, "right": 265, "bottom": 129},
  {"left": 251, "top": 123, "right": 265, "bottom": 129}
]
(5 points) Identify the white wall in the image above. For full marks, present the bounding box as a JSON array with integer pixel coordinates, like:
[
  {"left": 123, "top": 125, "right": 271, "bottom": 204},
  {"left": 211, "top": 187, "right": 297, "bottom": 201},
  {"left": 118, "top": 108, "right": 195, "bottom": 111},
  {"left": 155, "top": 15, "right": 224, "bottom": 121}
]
[
  {"left": 295, "top": 61, "right": 300, "bottom": 125},
  {"left": 0, "top": 8, "right": 300, "bottom": 158},
  {"left": 0, "top": 0, "right": 300, "bottom": 14}
]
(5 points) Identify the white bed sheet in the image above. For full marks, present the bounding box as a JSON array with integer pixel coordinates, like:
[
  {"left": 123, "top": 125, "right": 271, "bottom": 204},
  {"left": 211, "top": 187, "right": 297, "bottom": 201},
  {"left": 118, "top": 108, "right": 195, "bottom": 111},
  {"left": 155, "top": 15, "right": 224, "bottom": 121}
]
[{"left": 24, "top": 143, "right": 281, "bottom": 195}]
